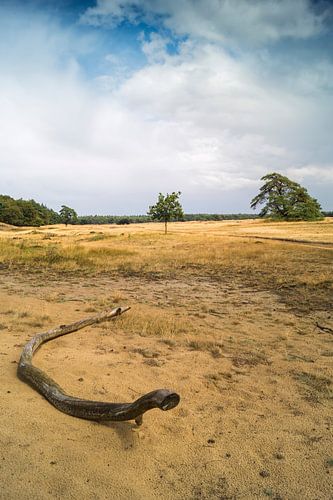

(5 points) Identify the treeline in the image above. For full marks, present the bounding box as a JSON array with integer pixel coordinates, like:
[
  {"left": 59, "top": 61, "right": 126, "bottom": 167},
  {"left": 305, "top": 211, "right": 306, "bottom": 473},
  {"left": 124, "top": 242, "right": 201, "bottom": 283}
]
[
  {"left": 183, "top": 213, "right": 258, "bottom": 221},
  {"left": 0, "top": 195, "right": 60, "bottom": 226},
  {"left": 0, "top": 195, "right": 258, "bottom": 227},
  {"left": 77, "top": 213, "right": 258, "bottom": 225},
  {"left": 77, "top": 215, "right": 149, "bottom": 225},
  {"left": 1, "top": 193, "right": 331, "bottom": 227}
]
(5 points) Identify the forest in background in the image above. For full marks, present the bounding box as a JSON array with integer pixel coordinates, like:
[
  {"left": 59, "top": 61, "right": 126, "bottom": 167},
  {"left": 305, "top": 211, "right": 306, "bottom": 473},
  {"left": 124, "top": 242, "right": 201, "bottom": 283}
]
[
  {"left": 0, "top": 194, "right": 259, "bottom": 226},
  {"left": 1, "top": 194, "right": 332, "bottom": 227}
]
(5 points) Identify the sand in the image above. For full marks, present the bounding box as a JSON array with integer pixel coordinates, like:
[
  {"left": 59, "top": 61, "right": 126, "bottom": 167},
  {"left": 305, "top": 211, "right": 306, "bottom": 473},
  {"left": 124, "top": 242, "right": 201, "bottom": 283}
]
[{"left": 0, "top": 220, "right": 332, "bottom": 499}]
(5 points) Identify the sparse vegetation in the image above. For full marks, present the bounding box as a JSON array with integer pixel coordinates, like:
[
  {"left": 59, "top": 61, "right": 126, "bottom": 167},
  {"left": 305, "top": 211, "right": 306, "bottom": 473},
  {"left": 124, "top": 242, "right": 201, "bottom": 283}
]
[
  {"left": 0, "top": 220, "right": 332, "bottom": 312},
  {"left": 293, "top": 370, "right": 332, "bottom": 403},
  {"left": 117, "top": 304, "right": 194, "bottom": 338},
  {"left": 0, "top": 218, "right": 332, "bottom": 500}
]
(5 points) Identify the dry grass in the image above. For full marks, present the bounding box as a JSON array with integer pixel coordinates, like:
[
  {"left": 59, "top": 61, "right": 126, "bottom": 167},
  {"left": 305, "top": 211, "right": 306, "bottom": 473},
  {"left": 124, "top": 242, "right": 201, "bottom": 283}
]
[
  {"left": 116, "top": 304, "right": 196, "bottom": 339},
  {"left": 1, "top": 219, "right": 332, "bottom": 499},
  {"left": 0, "top": 220, "right": 332, "bottom": 313},
  {"left": 293, "top": 370, "right": 333, "bottom": 403}
]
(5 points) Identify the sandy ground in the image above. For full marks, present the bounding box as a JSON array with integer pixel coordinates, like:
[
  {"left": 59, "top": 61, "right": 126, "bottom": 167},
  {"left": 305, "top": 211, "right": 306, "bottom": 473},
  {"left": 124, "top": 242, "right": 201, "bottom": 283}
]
[{"left": 0, "top": 259, "right": 332, "bottom": 499}]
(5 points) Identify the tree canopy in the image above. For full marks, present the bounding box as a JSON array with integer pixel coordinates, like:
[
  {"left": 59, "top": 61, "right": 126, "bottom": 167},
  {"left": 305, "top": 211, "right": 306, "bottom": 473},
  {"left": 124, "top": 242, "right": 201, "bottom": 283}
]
[
  {"left": 251, "top": 173, "right": 323, "bottom": 221},
  {"left": 59, "top": 205, "right": 78, "bottom": 226},
  {"left": 148, "top": 191, "right": 184, "bottom": 233},
  {"left": 76, "top": 213, "right": 257, "bottom": 224},
  {"left": 0, "top": 195, "right": 61, "bottom": 226}
]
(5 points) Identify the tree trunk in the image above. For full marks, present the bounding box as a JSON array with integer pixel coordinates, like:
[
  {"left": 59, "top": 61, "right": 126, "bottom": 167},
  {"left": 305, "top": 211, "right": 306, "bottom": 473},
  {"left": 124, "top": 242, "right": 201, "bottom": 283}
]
[{"left": 164, "top": 220, "right": 167, "bottom": 234}]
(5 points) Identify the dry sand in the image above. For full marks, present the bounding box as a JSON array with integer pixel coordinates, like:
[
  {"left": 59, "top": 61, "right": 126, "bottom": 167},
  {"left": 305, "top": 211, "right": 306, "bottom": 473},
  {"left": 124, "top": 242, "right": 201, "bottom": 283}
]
[{"left": 0, "top": 222, "right": 333, "bottom": 499}]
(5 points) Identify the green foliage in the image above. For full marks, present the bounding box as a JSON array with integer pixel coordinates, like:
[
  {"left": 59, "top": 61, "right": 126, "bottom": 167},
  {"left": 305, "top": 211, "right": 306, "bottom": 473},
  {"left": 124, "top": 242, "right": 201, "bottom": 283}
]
[
  {"left": 76, "top": 213, "right": 258, "bottom": 224},
  {"left": 251, "top": 173, "right": 323, "bottom": 221},
  {"left": 77, "top": 214, "right": 150, "bottom": 224},
  {"left": 0, "top": 195, "right": 60, "bottom": 226},
  {"left": 116, "top": 217, "right": 131, "bottom": 225},
  {"left": 59, "top": 205, "right": 78, "bottom": 226},
  {"left": 183, "top": 213, "right": 258, "bottom": 221},
  {"left": 147, "top": 191, "right": 184, "bottom": 233}
]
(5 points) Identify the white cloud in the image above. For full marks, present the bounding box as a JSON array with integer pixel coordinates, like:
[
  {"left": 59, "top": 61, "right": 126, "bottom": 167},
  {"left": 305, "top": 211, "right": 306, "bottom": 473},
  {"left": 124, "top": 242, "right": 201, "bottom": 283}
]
[
  {"left": 81, "top": 0, "right": 330, "bottom": 45},
  {"left": 140, "top": 32, "right": 171, "bottom": 64},
  {"left": 0, "top": 2, "right": 332, "bottom": 213},
  {"left": 286, "top": 165, "right": 333, "bottom": 183}
]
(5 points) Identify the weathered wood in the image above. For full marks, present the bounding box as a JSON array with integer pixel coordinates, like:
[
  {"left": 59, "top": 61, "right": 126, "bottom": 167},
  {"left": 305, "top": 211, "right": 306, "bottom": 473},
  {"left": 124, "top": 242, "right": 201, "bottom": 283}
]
[
  {"left": 18, "top": 307, "right": 180, "bottom": 425},
  {"left": 316, "top": 321, "right": 333, "bottom": 334}
]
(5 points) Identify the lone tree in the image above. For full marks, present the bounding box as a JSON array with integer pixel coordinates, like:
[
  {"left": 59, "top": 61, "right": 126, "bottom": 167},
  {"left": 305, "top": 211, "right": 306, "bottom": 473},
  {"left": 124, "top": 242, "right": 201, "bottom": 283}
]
[
  {"left": 251, "top": 173, "right": 322, "bottom": 221},
  {"left": 148, "top": 191, "right": 184, "bottom": 234},
  {"left": 59, "top": 205, "right": 78, "bottom": 226}
]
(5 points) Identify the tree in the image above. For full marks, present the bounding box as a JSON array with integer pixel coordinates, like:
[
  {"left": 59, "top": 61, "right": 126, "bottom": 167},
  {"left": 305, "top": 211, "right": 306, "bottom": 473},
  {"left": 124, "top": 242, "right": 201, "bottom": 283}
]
[
  {"left": 148, "top": 191, "right": 184, "bottom": 234},
  {"left": 116, "top": 217, "right": 131, "bottom": 225},
  {"left": 59, "top": 205, "right": 78, "bottom": 226},
  {"left": 0, "top": 195, "right": 62, "bottom": 226},
  {"left": 250, "top": 173, "right": 323, "bottom": 221}
]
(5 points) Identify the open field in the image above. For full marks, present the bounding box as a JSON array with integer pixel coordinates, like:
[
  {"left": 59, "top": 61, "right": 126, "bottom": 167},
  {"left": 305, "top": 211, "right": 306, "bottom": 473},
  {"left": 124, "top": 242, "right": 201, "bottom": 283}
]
[{"left": 0, "top": 219, "right": 332, "bottom": 499}]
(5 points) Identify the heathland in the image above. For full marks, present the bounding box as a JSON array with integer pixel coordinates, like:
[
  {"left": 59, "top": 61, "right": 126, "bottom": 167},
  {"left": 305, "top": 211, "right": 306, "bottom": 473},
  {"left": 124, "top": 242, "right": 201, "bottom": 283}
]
[{"left": 0, "top": 219, "right": 332, "bottom": 499}]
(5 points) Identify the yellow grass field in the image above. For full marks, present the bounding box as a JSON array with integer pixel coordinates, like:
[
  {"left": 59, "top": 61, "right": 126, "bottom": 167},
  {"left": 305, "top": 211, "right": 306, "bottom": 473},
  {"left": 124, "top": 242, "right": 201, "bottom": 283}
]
[{"left": 0, "top": 219, "right": 332, "bottom": 499}]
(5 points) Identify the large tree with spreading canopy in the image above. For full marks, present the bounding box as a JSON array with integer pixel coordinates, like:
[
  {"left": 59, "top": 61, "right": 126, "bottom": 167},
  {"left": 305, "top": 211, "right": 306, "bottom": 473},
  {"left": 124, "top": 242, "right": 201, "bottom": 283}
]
[{"left": 251, "top": 173, "right": 322, "bottom": 221}]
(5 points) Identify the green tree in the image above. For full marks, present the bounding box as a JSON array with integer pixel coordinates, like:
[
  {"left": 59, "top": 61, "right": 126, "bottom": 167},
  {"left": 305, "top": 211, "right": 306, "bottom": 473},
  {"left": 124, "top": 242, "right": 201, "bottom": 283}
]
[
  {"left": 0, "top": 195, "right": 64, "bottom": 226},
  {"left": 250, "top": 173, "right": 322, "bottom": 221},
  {"left": 116, "top": 217, "right": 131, "bottom": 225},
  {"left": 148, "top": 191, "right": 184, "bottom": 234},
  {"left": 0, "top": 198, "right": 23, "bottom": 226},
  {"left": 59, "top": 205, "right": 78, "bottom": 226}
]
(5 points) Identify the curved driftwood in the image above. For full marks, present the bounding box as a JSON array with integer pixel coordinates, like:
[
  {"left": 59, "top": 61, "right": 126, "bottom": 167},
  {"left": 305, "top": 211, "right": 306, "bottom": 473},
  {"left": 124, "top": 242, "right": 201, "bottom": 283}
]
[{"left": 17, "top": 307, "right": 180, "bottom": 425}]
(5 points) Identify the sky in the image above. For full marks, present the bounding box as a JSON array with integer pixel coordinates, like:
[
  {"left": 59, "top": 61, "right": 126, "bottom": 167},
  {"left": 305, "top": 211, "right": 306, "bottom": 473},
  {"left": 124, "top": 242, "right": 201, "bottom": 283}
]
[{"left": 1, "top": 0, "right": 333, "bottom": 214}]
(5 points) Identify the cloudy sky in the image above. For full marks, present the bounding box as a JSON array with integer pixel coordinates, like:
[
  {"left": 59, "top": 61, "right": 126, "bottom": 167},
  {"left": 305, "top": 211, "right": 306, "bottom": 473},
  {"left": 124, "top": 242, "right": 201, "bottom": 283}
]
[{"left": 1, "top": 0, "right": 332, "bottom": 214}]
